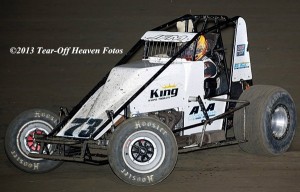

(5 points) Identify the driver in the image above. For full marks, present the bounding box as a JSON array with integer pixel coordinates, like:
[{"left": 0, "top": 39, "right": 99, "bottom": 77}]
[{"left": 176, "top": 20, "right": 217, "bottom": 79}]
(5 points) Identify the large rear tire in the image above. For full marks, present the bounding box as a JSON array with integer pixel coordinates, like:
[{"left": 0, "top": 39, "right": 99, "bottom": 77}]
[
  {"left": 108, "top": 117, "right": 178, "bottom": 186},
  {"left": 234, "top": 85, "right": 297, "bottom": 155},
  {"left": 5, "top": 109, "right": 63, "bottom": 173}
]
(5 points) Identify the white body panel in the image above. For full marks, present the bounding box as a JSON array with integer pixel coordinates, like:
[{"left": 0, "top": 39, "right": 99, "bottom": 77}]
[
  {"left": 57, "top": 61, "right": 163, "bottom": 138},
  {"left": 130, "top": 60, "right": 227, "bottom": 135},
  {"left": 232, "top": 17, "right": 252, "bottom": 82},
  {"left": 183, "top": 95, "right": 227, "bottom": 135},
  {"left": 57, "top": 59, "right": 227, "bottom": 139}
]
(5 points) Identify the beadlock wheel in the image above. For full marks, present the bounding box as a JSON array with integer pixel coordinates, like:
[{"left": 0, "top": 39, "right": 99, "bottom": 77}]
[
  {"left": 17, "top": 120, "right": 53, "bottom": 160},
  {"left": 108, "top": 117, "right": 178, "bottom": 186},
  {"left": 123, "top": 130, "right": 165, "bottom": 174}
]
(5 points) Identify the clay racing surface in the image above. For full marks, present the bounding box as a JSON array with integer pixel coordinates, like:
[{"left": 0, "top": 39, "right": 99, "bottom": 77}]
[{"left": 1, "top": 0, "right": 299, "bottom": 191}]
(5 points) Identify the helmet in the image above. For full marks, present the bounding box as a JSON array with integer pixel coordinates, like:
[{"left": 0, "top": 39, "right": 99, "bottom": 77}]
[{"left": 195, "top": 35, "right": 208, "bottom": 60}]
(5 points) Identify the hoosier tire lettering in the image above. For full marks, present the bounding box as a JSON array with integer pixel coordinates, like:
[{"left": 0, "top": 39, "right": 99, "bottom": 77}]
[
  {"left": 121, "top": 169, "right": 154, "bottom": 183},
  {"left": 34, "top": 112, "right": 58, "bottom": 124},
  {"left": 11, "top": 151, "right": 40, "bottom": 170},
  {"left": 134, "top": 120, "right": 168, "bottom": 135}
]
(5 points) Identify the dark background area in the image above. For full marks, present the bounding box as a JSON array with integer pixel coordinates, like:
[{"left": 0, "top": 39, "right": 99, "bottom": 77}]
[{"left": 1, "top": 0, "right": 299, "bottom": 191}]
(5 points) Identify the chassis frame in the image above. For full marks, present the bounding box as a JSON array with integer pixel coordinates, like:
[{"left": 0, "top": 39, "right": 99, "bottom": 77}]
[{"left": 30, "top": 14, "right": 251, "bottom": 163}]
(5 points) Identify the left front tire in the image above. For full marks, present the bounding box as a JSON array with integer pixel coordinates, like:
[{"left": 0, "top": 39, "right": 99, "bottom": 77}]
[{"left": 108, "top": 117, "right": 178, "bottom": 186}]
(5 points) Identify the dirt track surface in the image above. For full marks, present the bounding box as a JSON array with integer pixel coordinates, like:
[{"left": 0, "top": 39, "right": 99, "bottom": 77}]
[{"left": 1, "top": 1, "right": 300, "bottom": 191}]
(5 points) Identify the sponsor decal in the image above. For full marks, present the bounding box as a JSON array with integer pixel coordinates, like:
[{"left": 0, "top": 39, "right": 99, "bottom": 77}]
[
  {"left": 234, "top": 62, "right": 250, "bottom": 70},
  {"left": 189, "top": 103, "right": 216, "bottom": 120},
  {"left": 149, "top": 84, "right": 178, "bottom": 102},
  {"left": 145, "top": 34, "right": 189, "bottom": 41},
  {"left": 236, "top": 44, "right": 246, "bottom": 56}
]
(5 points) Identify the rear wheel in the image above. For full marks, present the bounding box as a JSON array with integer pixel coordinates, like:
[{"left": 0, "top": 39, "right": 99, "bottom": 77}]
[
  {"left": 5, "top": 109, "right": 63, "bottom": 173},
  {"left": 233, "top": 85, "right": 297, "bottom": 155},
  {"left": 108, "top": 117, "right": 178, "bottom": 186}
]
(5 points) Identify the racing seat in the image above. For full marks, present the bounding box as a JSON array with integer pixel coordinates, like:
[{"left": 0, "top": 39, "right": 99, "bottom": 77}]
[
  {"left": 176, "top": 20, "right": 228, "bottom": 98},
  {"left": 201, "top": 34, "right": 229, "bottom": 98}
]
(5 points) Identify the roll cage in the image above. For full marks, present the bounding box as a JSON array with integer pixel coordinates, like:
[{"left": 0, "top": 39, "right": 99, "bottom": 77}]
[
  {"left": 31, "top": 14, "right": 251, "bottom": 162},
  {"left": 52, "top": 15, "right": 244, "bottom": 137}
]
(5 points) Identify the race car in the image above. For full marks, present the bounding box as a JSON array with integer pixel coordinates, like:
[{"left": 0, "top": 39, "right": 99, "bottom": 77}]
[{"left": 5, "top": 14, "right": 297, "bottom": 186}]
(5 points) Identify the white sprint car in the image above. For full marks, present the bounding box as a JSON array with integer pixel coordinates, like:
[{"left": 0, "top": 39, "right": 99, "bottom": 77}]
[{"left": 5, "top": 14, "right": 297, "bottom": 186}]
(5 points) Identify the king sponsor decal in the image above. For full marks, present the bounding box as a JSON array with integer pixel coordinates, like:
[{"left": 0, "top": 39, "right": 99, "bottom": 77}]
[{"left": 149, "top": 84, "right": 178, "bottom": 102}]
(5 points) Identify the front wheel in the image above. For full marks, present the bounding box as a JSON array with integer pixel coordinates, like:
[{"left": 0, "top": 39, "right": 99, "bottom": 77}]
[
  {"left": 108, "top": 117, "right": 178, "bottom": 186},
  {"left": 5, "top": 109, "right": 63, "bottom": 173},
  {"left": 234, "top": 85, "right": 297, "bottom": 155}
]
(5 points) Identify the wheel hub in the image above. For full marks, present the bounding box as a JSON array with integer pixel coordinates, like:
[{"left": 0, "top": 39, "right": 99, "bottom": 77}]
[
  {"left": 131, "top": 139, "right": 154, "bottom": 163},
  {"left": 122, "top": 130, "right": 165, "bottom": 174},
  {"left": 25, "top": 129, "right": 46, "bottom": 152},
  {"left": 17, "top": 120, "right": 53, "bottom": 160},
  {"left": 271, "top": 104, "right": 290, "bottom": 140}
]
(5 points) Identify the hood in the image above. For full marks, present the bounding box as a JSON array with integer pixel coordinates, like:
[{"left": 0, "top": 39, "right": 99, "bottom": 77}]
[{"left": 57, "top": 60, "right": 163, "bottom": 138}]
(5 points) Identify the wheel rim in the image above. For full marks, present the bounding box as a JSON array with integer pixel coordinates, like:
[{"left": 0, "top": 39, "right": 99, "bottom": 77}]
[
  {"left": 122, "top": 130, "right": 165, "bottom": 174},
  {"left": 131, "top": 139, "right": 155, "bottom": 163},
  {"left": 271, "top": 104, "right": 290, "bottom": 140},
  {"left": 17, "top": 120, "right": 53, "bottom": 160},
  {"left": 25, "top": 129, "right": 46, "bottom": 152}
]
